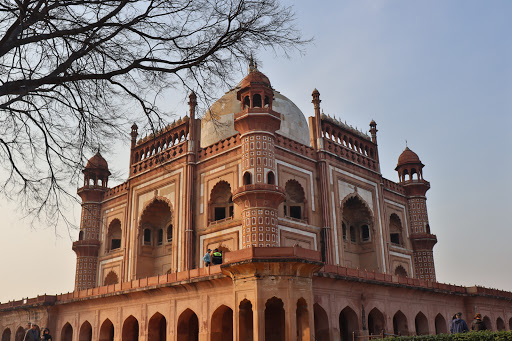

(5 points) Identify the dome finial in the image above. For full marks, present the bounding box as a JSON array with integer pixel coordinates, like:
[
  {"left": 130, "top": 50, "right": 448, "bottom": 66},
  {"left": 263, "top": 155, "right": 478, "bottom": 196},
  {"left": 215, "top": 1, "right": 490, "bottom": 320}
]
[{"left": 248, "top": 55, "right": 258, "bottom": 73}]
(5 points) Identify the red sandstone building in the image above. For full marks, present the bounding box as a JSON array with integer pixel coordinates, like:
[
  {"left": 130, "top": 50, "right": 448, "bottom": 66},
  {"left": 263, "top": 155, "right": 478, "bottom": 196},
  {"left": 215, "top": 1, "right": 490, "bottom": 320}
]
[{"left": 1, "top": 65, "right": 511, "bottom": 340}]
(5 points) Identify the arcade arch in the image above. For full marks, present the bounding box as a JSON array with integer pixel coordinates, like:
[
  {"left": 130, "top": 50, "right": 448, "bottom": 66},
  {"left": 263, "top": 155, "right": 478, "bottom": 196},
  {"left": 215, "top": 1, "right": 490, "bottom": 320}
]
[
  {"left": 148, "top": 312, "right": 166, "bottom": 341},
  {"left": 99, "top": 319, "right": 114, "bottom": 341},
  {"left": 339, "top": 306, "right": 359, "bottom": 341},
  {"left": 239, "top": 300, "right": 253, "bottom": 341},
  {"left": 313, "top": 303, "right": 329, "bottom": 341},
  {"left": 497, "top": 317, "right": 505, "bottom": 331},
  {"left": 483, "top": 316, "right": 492, "bottom": 330},
  {"left": 14, "top": 328, "right": 24, "bottom": 341},
  {"left": 211, "top": 305, "right": 233, "bottom": 341},
  {"left": 434, "top": 314, "right": 447, "bottom": 334},
  {"left": 265, "top": 297, "right": 285, "bottom": 341},
  {"left": 296, "top": 298, "right": 310, "bottom": 341},
  {"left": 122, "top": 316, "right": 139, "bottom": 341},
  {"left": 79, "top": 321, "right": 92, "bottom": 341},
  {"left": 415, "top": 312, "right": 429, "bottom": 335},
  {"left": 393, "top": 310, "right": 408, "bottom": 336},
  {"left": 367, "top": 308, "right": 385, "bottom": 336},
  {"left": 177, "top": 309, "right": 198, "bottom": 341},
  {"left": 61, "top": 323, "right": 73, "bottom": 341},
  {"left": 2, "top": 328, "right": 11, "bottom": 341}
]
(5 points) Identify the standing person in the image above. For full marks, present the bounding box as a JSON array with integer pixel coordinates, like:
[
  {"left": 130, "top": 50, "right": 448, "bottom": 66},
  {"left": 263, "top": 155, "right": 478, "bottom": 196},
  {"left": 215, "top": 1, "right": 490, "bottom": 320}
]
[
  {"left": 41, "top": 329, "right": 52, "bottom": 341},
  {"left": 203, "top": 249, "right": 212, "bottom": 267},
  {"left": 471, "top": 314, "right": 487, "bottom": 331},
  {"left": 24, "top": 323, "right": 40, "bottom": 341},
  {"left": 450, "top": 312, "right": 469, "bottom": 334},
  {"left": 211, "top": 248, "right": 223, "bottom": 265}
]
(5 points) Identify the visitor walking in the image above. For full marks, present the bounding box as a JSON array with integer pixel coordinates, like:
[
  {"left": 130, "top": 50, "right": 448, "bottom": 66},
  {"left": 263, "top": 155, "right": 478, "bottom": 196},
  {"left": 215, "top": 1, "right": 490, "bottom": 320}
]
[
  {"left": 471, "top": 314, "right": 487, "bottom": 331},
  {"left": 203, "top": 249, "right": 212, "bottom": 267},
  {"left": 450, "top": 312, "right": 469, "bottom": 333},
  {"left": 24, "top": 323, "right": 40, "bottom": 341},
  {"left": 211, "top": 249, "right": 223, "bottom": 265},
  {"left": 41, "top": 329, "right": 52, "bottom": 341}
]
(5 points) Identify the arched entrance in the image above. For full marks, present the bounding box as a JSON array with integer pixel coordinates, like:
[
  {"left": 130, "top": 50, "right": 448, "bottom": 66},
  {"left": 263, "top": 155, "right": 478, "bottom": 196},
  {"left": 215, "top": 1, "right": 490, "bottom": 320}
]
[
  {"left": 137, "top": 198, "right": 173, "bottom": 278},
  {"left": 148, "top": 313, "right": 166, "bottom": 341},
  {"left": 313, "top": 303, "right": 329, "bottom": 341},
  {"left": 497, "top": 317, "right": 505, "bottom": 331},
  {"left": 339, "top": 306, "right": 359, "bottom": 341},
  {"left": 265, "top": 297, "right": 285, "bottom": 341},
  {"left": 341, "top": 196, "right": 378, "bottom": 271},
  {"left": 393, "top": 310, "right": 408, "bottom": 336},
  {"left": 99, "top": 319, "right": 114, "bottom": 341},
  {"left": 509, "top": 317, "right": 512, "bottom": 331},
  {"left": 296, "top": 298, "right": 310, "bottom": 341},
  {"left": 2, "top": 328, "right": 11, "bottom": 341},
  {"left": 61, "top": 323, "right": 73, "bottom": 341},
  {"left": 14, "top": 328, "right": 24, "bottom": 341},
  {"left": 177, "top": 309, "right": 199, "bottom": 341},
  {"left": 434, "top": 314, "right": 447, "bottom": 334},
  {"left": 211, "top": 305, "right": 233, "bottom": 341},
  {"left": 79, "top": 321, "right": 92, "bottom": 341},
  {"left": 483, "top": 316, "right": 492, "bottom": 331},
  {"left": 415, "top": 312, "right": 429, "bottom": 335},
  {"left": 368, "top": 308, "right": 385, "bottom": 336},
  {"left": 122, "top": 316, "right": 139, "bottom": 341},
  {"left": 239, "top": 300, "right": 253, "bottom": 341}
]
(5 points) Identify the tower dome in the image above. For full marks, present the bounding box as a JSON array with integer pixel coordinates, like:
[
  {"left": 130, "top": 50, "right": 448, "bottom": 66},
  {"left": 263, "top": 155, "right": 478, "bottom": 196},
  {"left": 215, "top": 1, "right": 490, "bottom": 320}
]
[
  {"left": 396, "top": 147, "right": 422, "bottom": 168},
  {"left": 85, "top": 151, "right": 110, "bottom": 173},
  {"left": 200, "top": 87, "right": 310, "bottom": 147}
]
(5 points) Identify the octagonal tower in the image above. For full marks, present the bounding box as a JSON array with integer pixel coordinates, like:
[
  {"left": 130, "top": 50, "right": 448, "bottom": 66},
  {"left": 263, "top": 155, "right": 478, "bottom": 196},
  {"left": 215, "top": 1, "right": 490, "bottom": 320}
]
[{"left": 232, "top": 62, "right": 285, "bottom": 248}]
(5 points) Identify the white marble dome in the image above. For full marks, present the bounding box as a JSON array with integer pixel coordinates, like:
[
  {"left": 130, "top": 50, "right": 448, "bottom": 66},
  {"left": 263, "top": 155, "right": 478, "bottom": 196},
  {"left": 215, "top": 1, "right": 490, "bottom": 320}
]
[{"left": 200, "top": 86, "right": 310, "bottom": 148}]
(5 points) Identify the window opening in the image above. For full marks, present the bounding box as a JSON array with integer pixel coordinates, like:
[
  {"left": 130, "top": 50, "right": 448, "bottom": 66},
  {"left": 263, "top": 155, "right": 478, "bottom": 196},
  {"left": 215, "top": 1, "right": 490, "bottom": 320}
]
[
  {"left": 157, "top": 229, "right": 163, "bottom": 245},
  {"left": 143, "top": 228, "right": 152, "bottom": 245},
  {"left": 361, "top": 225, "right": 370, "bottom": 242}
]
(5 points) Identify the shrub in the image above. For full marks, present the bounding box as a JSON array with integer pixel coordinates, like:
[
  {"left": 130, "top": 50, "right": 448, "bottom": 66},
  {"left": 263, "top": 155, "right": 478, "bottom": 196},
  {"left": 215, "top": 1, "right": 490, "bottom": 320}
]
[{"left": 384, "top": 331, "right": 512, "bottom": 341}]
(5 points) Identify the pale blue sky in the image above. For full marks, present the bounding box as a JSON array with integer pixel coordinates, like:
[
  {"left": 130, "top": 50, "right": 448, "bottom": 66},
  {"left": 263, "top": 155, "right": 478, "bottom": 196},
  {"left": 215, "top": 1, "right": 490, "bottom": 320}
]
[{"left": 1, "top": 1, "right": 511, "bottom": 302}]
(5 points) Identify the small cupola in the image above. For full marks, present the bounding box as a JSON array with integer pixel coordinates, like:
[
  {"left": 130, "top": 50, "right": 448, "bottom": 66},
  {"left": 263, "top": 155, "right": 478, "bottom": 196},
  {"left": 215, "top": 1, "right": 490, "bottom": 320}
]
[
  {"left": 395, "top": 147, "right": 425, "bottom": 183},
  {"left": 83, "top": 151, "right": 111, "bottom": 188},
  {"left": 237, "top": 59, "right": 274, "bottom": 110}
]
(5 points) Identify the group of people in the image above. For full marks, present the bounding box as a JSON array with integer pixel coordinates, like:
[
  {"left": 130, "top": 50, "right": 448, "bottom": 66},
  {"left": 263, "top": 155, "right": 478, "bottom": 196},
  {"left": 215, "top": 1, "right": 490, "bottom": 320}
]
[
  {"left": 23, "top": 323, "right": 52, "bottom": 341},
  {"left": 449, "top": 312, "right": 488, "bottom": 333},
  {"left": 203, "top": 248, "right": 223, "bottom": 266}
]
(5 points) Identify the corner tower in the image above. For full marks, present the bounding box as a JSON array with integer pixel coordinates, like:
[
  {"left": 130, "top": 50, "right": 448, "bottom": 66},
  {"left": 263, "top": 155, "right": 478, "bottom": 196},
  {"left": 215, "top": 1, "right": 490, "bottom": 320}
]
[
  {"left": 396, "top": 147, "right": 437, "bottom": 281},
  {"left": 232, "top": 63, "right": 285, "bottom": 247},
  {"left": 72, "top": 152, "right": 110, "bottom": 290}
]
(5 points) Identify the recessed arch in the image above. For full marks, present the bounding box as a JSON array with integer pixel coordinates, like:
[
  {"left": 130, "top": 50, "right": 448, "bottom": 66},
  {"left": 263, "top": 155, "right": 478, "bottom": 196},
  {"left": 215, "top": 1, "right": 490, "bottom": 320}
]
[
  {"left": 497, "top": 317, "right": 505, "bottom": 331},
  {"left": 243, "top": 172, "right": 252, "bottom": 185},
  {"left": 148, "top": 312, "right": 166, "bottom": 341},
  {"left": 509, "top": 317, "right": 512, "bottom": 331},
  {"left": 284, "top": 179, "right": 306, "bottom": 220},
  {"left": 104, "top": 270, "right": 119, "bottom": 286},
  {"left": 209, "top": 180, "right": 234, "bottom": 222},
  {"left": 107, "top": 219, "right": 122, "bottom": 251},
  {"left": 253, "top": 94, "right": 262, "bottom": 108},
  {"left": 61, "top": 323, "right": 73, "bottom": 341},
  {"left": 79, "top": 321, "right": 92, "bottom": 341},
  {"left": 394, "top": 265, "right": 408, "bottom": 278},
  {"left": 2, "top": 328, "right": 11, "bottom": 341},
  {"left": 122, "top": 315, "right": 139, "bottom": 341},
  {"left": 211, "top": 305, "right": 233, "bottom": 341},
  {"left": 393, "top": 310, "right": 408, "bottom": 336},
  {"left": 389, "top": 213, "right": 403, "bottom": 245},
  {"left": 265, "top": 297, "right": 285, "bottom": 341},
  {"left": 177, "top": 309, "right": 198, "bottom": 341},
  {"left": 239, "top": 299, "right": 253, "bottom": 341},
  {"left": 296, "top": 298, "right": 310, "bottom": 341},
  {"left": 99, "top": 319, "right": 114, "bottom": 341},
  {"left": 415, "top": 312, "right": 429, "bottom": 335},
  {"left": 368, "top": 308, "right": 385, "bottom": 336},
  {"left": 314, "top": 303, "right": 329, "bottom": 341},
  {"left": 267, "top": 171, "right": 275, "bottom": 185},
  {"left": 483, "top": 316, "right": 492, "bottom": 330},
  {"left": 434, "top": 314, "right": 447, "bottom": 334},
  {"left": 339, "top": 306, "right": 359, "bottom": 341},
  {"left": 14, "top": 327, "right": 24, "bottom": 341}
]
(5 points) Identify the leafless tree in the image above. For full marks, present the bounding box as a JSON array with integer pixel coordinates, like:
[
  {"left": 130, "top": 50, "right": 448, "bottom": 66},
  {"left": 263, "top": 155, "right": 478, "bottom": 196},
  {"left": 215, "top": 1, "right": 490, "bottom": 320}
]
[{"left": 0, "top": 0, "right": 308, "bottom": 228}]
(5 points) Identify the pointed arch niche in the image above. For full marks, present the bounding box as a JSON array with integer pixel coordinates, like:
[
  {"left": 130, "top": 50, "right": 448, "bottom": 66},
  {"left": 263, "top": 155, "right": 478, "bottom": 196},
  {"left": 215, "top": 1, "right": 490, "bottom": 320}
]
[
  {"left": 209, "top": 181, "right": 234, "bottom": 223},
  {"left": 137, "top": 197, "right": 173, "bottom": 278},
  {"left": 341, "top": 195, "right": 378, "bottom": 271},
  {"left": 283, "top": 179, "right": 307, "bottom": 221}
]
